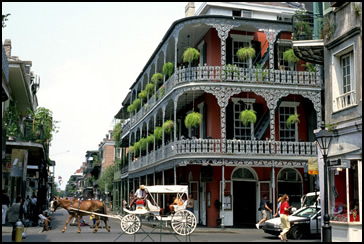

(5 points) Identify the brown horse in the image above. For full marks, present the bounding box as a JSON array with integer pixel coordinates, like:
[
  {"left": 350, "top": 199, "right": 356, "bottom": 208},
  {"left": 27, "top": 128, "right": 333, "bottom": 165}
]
[{"left": 51, "top": 196, "right": 110, "bottom": 233}]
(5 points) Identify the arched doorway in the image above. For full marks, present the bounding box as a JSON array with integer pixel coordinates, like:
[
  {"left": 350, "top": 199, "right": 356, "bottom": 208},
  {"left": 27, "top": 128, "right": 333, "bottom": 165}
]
[
  {"left": 277, "top": 168, "right": 303, "bottom": 209},
  {"left": 232, "top": 167, "right": 258, "bottom": 226}
]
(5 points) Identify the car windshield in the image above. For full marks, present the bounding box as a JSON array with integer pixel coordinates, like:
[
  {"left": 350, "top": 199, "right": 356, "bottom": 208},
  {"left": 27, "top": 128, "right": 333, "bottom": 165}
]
[
  {"left": 304, "top": 195, "right": 319, "bottom": 207},
  {"left": 293, "top": 207, "right": 320, "bottom": 218}
]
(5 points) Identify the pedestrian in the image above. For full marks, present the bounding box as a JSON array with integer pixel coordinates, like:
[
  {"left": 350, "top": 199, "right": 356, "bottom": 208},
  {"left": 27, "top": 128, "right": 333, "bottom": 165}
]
[
  {"left": 2, "top": 189, "right": 10, "bottom": 225},
  {"left": 90, "top": 214, "right": 96, "bottom": 228},
  {"left": 279, "top": 194, "right": 292, "bottom": 242},
  {"left": 38, "top": 211, "right": 51, "bottom": 231},
  {"left": 7, "top": 195, "right": 22, "bottom": 241},
  {"left": 30, "top": 193, "right": 38, "bottom": 226},
  {"left": 256, "top": 194, "right": 272, "bottom": 229},
  {"left": 186, "top": 193, "right": 194, "bottom": 213}
]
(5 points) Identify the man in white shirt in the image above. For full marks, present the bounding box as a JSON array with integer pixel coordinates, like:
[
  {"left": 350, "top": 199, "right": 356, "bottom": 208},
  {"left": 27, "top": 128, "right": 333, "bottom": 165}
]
[{"left": 127, "top": 185, "right": 148, "bottom": 209}]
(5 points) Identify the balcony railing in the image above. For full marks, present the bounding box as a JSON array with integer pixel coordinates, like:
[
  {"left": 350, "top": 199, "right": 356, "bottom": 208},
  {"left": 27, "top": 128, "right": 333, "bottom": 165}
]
[
  {"left": 335, "top": 90, "right": 357, "bottom": 111},
  {"left": 292, "top": 11, "right": 323, "bottom": 40},
  {"left": 129, "top": 139, "right": 317, "bottom": 172},
  {"left": 123, "top": 65, "right": 320, "bottom": 131}
]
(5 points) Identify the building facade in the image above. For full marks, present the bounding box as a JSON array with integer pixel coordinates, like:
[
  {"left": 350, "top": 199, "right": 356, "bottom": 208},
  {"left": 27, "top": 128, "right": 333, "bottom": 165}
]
[
  {"left": 114, "top": 2, "right": 322, "bottom": 227},
  {"left": 293, "top": 2, "right": 362, "bottom": 242}
]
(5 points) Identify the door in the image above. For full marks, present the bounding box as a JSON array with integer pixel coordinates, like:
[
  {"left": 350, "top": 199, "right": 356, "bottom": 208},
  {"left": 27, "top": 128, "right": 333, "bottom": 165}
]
[
  {"left": 189, "top": 181, "right": 199, "bottom": 222},
  {"left": 233, "top": 181, "right": 256, "bottom": 226}
]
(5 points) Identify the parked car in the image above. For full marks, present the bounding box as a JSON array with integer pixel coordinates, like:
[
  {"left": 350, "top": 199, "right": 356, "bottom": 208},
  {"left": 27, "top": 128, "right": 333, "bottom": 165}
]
[
  {"left": 301, "top": 192, "right": 320, "bottom": 208},
  {"left": 262, "top": 206, "right": 321, "bottom": 239}
]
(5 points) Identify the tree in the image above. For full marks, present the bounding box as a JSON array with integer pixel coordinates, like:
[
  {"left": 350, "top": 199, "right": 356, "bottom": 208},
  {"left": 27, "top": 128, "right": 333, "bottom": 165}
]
[{"left": 97, "top": 164, "right": 115, "bottom": 193}]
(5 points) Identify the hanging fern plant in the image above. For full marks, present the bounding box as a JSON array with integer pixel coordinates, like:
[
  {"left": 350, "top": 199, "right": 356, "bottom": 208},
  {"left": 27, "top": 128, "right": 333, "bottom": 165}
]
[
  {"left": 138, "top": 90, "right": 148, "bottom": 102},
  {"left": 132, "top": 98, "right": 141, "bottom": 111},
  {"left": 145, "top": 83, "right": 154, "bottom": 96},
  {"left": 139, "top": 137, "right": 147, "bottom": 151},
  {"left": 163, "top": 62, "right": 174, "bottom": 78},
  {"left": 127, "top": 103, "right": 135, "bottom": 113},
  {"left": 286, "top": 113, "right": 300, "bottom": 128},
  {"left": 154, "top": 126, "right": 163, "bottom": 141},
  {"left": 184, "top": 112, "right": 202, "bottom": 128},
  {"left": 236, "top": 47, "right": 256, "bottom": 61},
  {"left": 133, "top": 141, "right": 140, "bottom": 155},
  {"left": 283, "top": 49, "right": 299, "bottom": 70},
  {"left": 162, "top": 120, "right": 174, "bottom": 134},
  {"left": 240, "top": 109, "right": 257, "bottom": 126},
  {"left": 146, "top": 134, "right": 155, "bottom": 145},
  {"left": 128, "top": 145, "right": 134, "bottom": 153},
  {"left": 151, "top": 72, "right": 163, "bottom": 85},
  {"left": 183, "top": 47, "right": 200, "bottom": 65}
]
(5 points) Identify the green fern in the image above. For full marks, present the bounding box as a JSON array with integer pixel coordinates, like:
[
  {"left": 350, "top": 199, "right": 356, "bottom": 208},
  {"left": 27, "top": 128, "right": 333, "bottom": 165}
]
[
  {"left": 236, "top": 47, "right": 256, "bottom": 61},
  {"left": 283, "top": 49, "right": 299, "bottom": 64},
  {"left": 183, "top": 47, "right": 200, "bottom": 64},
  {"left": 145, "top": 83, "right": 154, "bottom": 96},
  {"left": 146, "top": 134, "right": 155, "bottom": 144},
  {"left": 127, "top": 104, "right": 135, "bottom": 113},
  {"left": 139, "top": 137, "right": 147, "bottom": 151},
  {"left": 240, "top": 109, "right": 257, "bottom": 126},
  {"left": 128, "top": 145, "right": 134, "bottom": 153},
  {"left": 163, "top": 62, "right": 174, "bottom": 78},
  {"left": 185, "top": 112, "right": 202, "bottom": 128},
  {"left": 154, "top": 126, "right": 163, "bottom": 141},
  {"left": 286, "top": 113, "right": 300, "bottom": 128},
  {"left": 162, "top": 120, "right": 174, "bottom": 134},
  {"left": 151, "top": 73, "right": 163, "bottom": 85}
]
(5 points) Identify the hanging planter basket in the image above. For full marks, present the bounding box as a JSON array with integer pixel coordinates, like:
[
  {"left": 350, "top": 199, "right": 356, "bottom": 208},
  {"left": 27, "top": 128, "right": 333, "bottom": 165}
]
[
  {"left": 151, "top": 73, "right": 163, "bottom": 85},
  {"left": 146, "top": 134, "right": 155, "bottom": 145},
  {"left": 240, "top": 109, "right": 257, "bottom": 126},
  {"left": 163, "top": 62, "right": 174, "bottom": 78},
  {"left": 236, "top": 47, "right": 256, "bottom": 61},
  {"left": 283, "top": 49, "right": 299, "bottom": 70},
  {"left": 184, "top": 112, "right": 202, "bottom": 128},
  {"left": 154, "top": 126, "right": 163, "bottom": 141},
  {"left": 162, "top": 120, "right": 174, "bottom": 134},
  {"left": 286, "top": 113, "right": 300, "bottom": 128},
  {"left": 183, "top": 47, "right": 200, "bottom": 64}
]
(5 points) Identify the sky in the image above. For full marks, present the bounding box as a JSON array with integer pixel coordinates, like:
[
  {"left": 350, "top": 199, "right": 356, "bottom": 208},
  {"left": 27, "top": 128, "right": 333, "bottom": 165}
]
[{"left": 2, "top": 2, "right": 202, "bottom": 190}]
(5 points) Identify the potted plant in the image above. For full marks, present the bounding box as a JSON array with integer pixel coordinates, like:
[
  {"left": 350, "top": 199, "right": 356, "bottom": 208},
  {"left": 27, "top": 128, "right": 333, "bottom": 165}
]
[
  {"left": 146, "top": 134, "right": 155, "bottom": 145},
  {"left": 128, "top": 145, "right": 135, "bottom": 154},
  {"left": 286, "top": 113, "right": 300, "bottom": 128},
  {"left": 151, "top": 72, "right": 163, "bottom": 86},
  {"left": 184, "top": 112, "right": 202, "bottom": 128},
  {"left": 236, "top": 46, "right": 255, "bottom": 60},
  {"left": 132, "top": 98, "right": 141, "bottom": 112},
  {"left": 225, "top": 64, "right": 241, "bottom": 80},
  {"left": 283, "top": 49, "right": 299, "bottom": 71},
  {"left": 138, "top": 90, "right": 148, "bottom": 102},
  {"left": 301, "top": 62, "right": 316, "bottom": 72},
  {"left": 154, "top": 126, "right": 163, "bottom": 141},
  {"left": 240, "top": 109, "right": 257, "bottom": 126},
  {"left": 133, "top": 141, "right": 140, "bottom": 155},
  {"left": 183, "top": 47, "right": 200, "bottom": 67},
  {"left": 139, "top": 137, "right": 147, "bottom": 152},
  {"left": 127, "top": 103, "right": 135, "bottom": 114},
  {"left": 162, "top": 120, "right": 174, "bottom": 134},
  {"left": 163, "top": 62, "right": 174, "bottom": 79},
  {"left": 145, "top": 83, "right": 154, "bottom": 97}
]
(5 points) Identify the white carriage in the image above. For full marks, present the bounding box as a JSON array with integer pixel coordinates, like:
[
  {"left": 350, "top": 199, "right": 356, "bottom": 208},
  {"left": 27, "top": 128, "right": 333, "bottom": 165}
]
[{"left": 121, "top": 185, "right": 197, "bottom": 236}]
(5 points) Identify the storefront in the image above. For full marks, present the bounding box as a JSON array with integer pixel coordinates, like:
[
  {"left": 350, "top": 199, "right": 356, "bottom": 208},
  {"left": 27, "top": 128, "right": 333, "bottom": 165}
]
[{"left": 324, "top": 133, "right": 362, "bottom": 242}]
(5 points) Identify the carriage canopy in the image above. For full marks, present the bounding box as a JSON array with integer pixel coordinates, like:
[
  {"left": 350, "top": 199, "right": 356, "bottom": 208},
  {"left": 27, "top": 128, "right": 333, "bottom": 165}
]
[{"left": 145, "top": 185, "right": 188, "bottom": 194}]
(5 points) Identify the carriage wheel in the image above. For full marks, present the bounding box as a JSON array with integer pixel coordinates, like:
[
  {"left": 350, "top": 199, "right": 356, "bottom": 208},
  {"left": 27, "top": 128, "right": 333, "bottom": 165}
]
[
  {"left": 120, "top": 214, "right": 141, "bottom": 234},
  {"left": 171, "top": 210, "right": 197, "bottom": 236}
]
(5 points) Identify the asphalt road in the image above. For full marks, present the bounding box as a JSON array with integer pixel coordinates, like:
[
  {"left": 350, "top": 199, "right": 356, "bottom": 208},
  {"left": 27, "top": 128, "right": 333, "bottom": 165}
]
[{"left": 2, "top": 209, "right": 320, "bottom": 242}]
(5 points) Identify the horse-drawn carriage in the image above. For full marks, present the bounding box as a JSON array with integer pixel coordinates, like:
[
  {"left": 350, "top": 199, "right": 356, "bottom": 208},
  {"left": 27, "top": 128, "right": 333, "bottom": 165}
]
[
  {"left": 122, "top": 185, "right": 197, "bottom": 236},
  {"left": 51, "top": 185, "right": 196, "bottom": 236}
]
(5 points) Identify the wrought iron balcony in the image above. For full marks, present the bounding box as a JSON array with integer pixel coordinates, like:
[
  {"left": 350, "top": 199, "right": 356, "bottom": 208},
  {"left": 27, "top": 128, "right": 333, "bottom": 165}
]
[
  {"left": 128, "top": 139, "right": 317, "bottom": 172},
  {"left": 292, "top": 11, "right": 323, "bottom": 41}
]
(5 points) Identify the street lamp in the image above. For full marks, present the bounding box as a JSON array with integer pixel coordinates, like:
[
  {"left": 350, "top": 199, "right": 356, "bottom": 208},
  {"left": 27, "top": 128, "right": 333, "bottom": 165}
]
[{"left": 314, "top": 124, "right": 333, "bottom": 242}]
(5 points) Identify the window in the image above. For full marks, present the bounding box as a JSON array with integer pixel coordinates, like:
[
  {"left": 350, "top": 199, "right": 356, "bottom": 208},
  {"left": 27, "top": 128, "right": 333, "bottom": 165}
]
[
  {"left": 332, "top": 47, "right": 357, "bottom": 112},
  {"left": 231, "top": 34, "right": 253, "bottom": 68},
  {"left": 232, "top": 10, "right": 241, "bottom": 17},
  {"left": 232, "top": 98, "right": 255, "bottom": 140},
  {"left": 329, "top": 161, "right": 361, "bottom": 223},
  {"left": 277, "top": 44, "right": 293, "bottom": 71},
  {"left": 279, "top": 102, "right": 299, "bottom": 142},
  {"left": 242, "top": 10, "right": 252, "bottom": 18}
]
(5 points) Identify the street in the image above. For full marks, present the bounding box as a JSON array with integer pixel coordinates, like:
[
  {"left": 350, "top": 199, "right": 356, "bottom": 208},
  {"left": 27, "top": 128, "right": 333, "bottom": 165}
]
[{"left": 2, "top": 209, "right": 320, "bottom": 242}]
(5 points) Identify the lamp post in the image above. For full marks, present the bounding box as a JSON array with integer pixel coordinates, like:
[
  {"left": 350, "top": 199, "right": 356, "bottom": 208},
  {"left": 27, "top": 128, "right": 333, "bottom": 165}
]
[{"left": 314, "top": 124, "right": 333, "bottom": 242}]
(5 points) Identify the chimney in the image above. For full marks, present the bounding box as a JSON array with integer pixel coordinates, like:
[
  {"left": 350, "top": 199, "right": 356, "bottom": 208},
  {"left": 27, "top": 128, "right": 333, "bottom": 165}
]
[
  {"left": 185, "top": 2, "right": 195, "bottom": 17},
  {"left": 4, "top": 39, "right": 11, "bottom": 57}
]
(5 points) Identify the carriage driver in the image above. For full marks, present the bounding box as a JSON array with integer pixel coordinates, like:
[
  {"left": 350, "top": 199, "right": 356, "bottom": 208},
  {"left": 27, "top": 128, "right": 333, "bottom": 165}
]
[{"left": 127, "top": 185, "right": 148, "bottom": 209}]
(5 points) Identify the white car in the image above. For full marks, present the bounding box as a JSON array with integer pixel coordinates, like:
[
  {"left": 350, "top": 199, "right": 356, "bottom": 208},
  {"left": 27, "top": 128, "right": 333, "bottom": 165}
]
[{"left": 262, "top": 206, "right": 321, "bottom": 239}]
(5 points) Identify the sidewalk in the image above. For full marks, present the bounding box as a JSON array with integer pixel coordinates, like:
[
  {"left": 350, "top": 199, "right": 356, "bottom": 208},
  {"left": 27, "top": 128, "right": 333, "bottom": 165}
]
[{"left": 2, "top": 225, "right": 44, "bottom": 234}]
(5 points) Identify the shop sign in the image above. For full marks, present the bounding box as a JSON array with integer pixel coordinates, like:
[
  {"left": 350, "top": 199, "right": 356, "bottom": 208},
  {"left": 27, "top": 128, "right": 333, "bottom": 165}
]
[
  {"left": 10, "top": 149, "right": 28, "bottom": 178},
  {"left": 308, "top": 158, "right": 318, "bottom": 175},
  {"left": 328, "top": 158, "right": 350, "bottom": 168}
]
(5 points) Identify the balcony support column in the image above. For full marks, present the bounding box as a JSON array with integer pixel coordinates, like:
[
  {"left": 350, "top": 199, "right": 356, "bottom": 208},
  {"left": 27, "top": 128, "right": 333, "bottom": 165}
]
[
  {"left": 146, "top": 120, "right": 149, "bottom": 157},
  {"left": 261, "top": 29, "right": 279, "bottom": 80},
  {"left": 162, "top": 105, "right": 166, "bottom": 157},
  {"left": 153, "top": 115, "right": 156, "bottom": 152},
  {"left": 208, "top": 23, "right": 236, "bottom": 81},
  {"left": 172, "top": 23, "right": 184, "bottom": 73}
]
